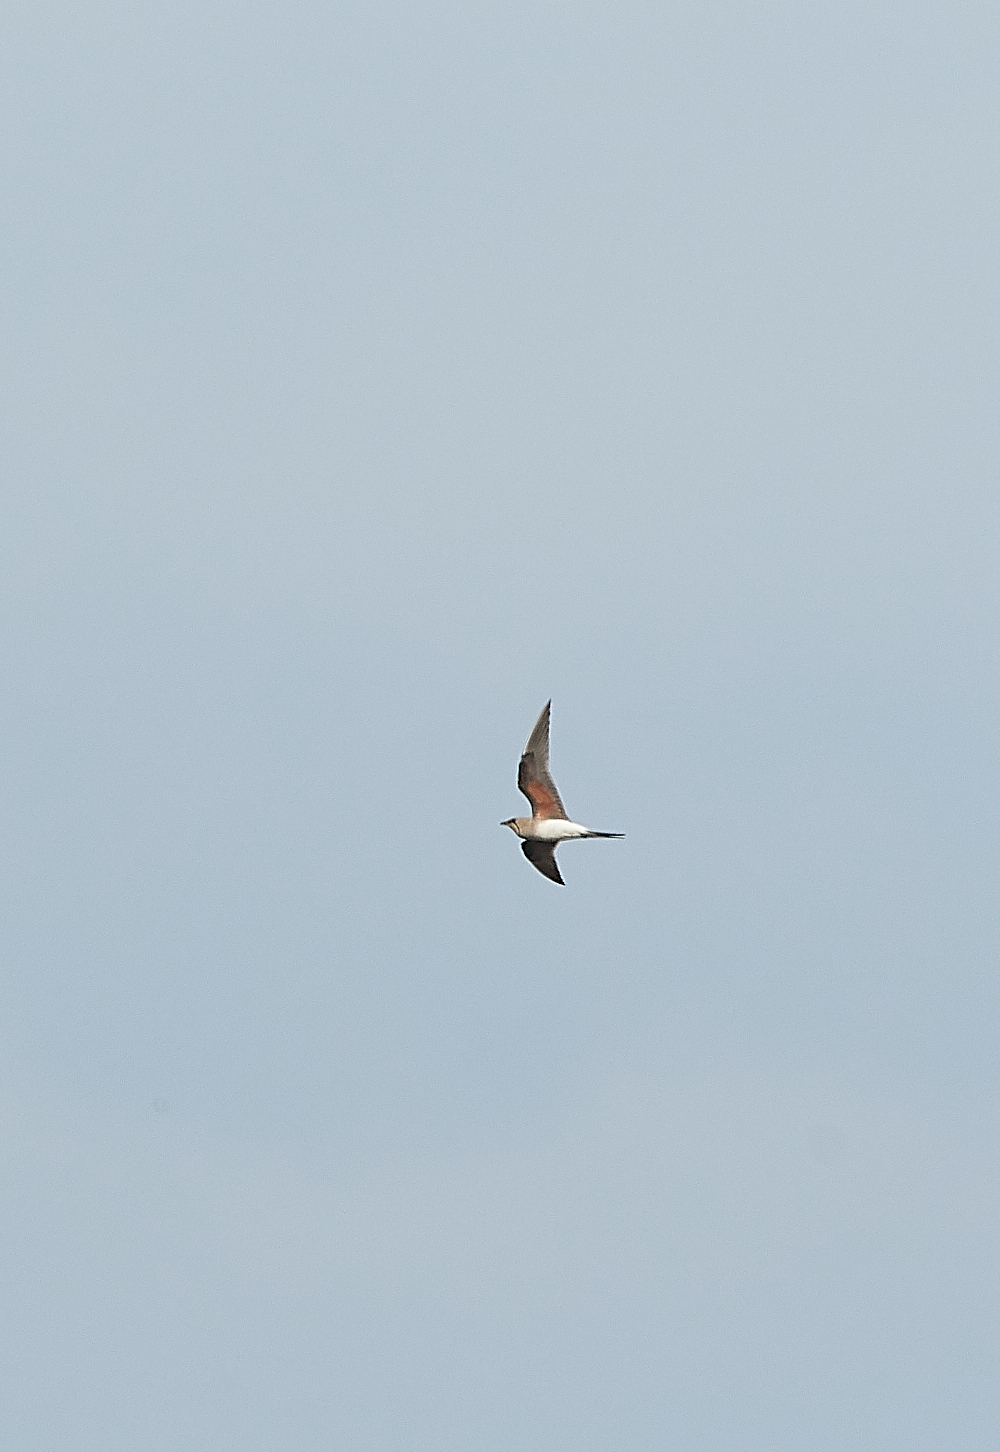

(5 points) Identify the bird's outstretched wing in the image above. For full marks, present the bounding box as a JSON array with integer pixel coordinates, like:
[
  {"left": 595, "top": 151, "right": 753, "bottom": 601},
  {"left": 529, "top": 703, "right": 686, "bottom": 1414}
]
[
  {"left": 521, "top": 839, "right": 564, "bottom": 885},
  {"left": 517, "top": 700, "right": 568, "bottom": 820}
]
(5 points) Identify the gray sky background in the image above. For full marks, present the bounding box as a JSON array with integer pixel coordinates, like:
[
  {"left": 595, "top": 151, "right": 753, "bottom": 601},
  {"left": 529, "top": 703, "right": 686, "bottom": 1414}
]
[{"left": 3, "top": 2, "right": 1000, "bottom": 1447}]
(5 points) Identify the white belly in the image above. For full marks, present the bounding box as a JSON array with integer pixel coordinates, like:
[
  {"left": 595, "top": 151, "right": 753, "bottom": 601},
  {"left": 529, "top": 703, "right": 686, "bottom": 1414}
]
[{"left": 531, "top": 819, "right": 589, "bottom": 841}]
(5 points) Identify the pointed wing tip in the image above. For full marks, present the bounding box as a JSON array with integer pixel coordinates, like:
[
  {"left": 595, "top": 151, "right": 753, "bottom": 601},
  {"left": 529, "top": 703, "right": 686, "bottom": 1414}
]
[{"left": 521, "top": 839, "right": 565, "bottom": 884}]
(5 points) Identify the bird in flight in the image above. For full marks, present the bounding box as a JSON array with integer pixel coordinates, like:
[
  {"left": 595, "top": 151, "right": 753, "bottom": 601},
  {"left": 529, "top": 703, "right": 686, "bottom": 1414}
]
[{"left": 502, "top": 700, "right": 623, "bottom": 884}]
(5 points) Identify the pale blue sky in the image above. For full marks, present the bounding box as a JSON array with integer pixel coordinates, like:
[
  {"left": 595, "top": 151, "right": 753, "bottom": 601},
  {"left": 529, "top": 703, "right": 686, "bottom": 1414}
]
[{"left": 3, "top": 3, "right": 1000, "bottom": 1448}]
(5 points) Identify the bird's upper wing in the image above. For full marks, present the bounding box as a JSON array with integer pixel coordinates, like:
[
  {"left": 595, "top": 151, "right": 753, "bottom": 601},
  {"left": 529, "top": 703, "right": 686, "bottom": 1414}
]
[
  {"left": 517, "top": 700, "right": 568, "bottom": 819},
  {"left": 521, "top": 839, "right": 564, "bottom": 885}
]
